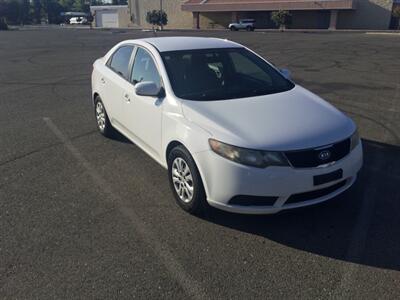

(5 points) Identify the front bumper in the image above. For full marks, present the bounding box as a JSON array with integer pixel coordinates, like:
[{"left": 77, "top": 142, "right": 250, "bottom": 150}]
[{"left": 193, "top": 142, "right": 363, "bottom": 214}]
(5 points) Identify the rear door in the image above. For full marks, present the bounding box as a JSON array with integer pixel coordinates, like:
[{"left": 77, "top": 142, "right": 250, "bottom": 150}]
[{"left": 98, "top": 45, "right": 135, "bottom": 124}]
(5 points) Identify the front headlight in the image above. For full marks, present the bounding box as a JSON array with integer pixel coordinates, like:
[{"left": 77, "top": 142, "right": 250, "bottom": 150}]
[
  {"left": 350, "top": 129, "right": 360, "bottom": 151},
  {"left": 209, "top": 139, "right": 289, "bottom": 168}
]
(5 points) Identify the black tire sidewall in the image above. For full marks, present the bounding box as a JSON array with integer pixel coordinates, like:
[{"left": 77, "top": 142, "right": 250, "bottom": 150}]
[
  {"left": 94, "top": 96, "right": 114, "bottom": 137},
  {"left": 167, "top": 145, "right": 207, "bottom": 215}
]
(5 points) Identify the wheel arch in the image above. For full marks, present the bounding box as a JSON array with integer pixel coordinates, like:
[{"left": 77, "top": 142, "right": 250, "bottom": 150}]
[
  {"left": 165, "top": 139, "right": 210, "bottom": 203},
  {"left": 93, "top": 92, "right": 99, "bottom": 105},
  {"left": 166, "top": 140, "right": 185, "bottom": 164}
]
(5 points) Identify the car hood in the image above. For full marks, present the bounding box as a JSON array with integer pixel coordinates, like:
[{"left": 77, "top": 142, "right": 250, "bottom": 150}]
[{"left": 181, "top": 85, "right": 355, "bottom": 151}]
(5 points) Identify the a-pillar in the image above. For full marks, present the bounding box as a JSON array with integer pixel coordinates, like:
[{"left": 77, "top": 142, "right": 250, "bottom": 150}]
[
  {"left": 193, "top": 12, "right": 200, "bottom": 29},
  {"left": 329, "top": 10, "right": 338, "bottom": 30}
]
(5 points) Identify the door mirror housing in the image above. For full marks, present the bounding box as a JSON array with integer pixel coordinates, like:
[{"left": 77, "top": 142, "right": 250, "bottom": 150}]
[
  {"left": 135, "top": 81, "right": 163, "bottom": 97},
  {"left": 279, "top": 68, "right": 292, "bottom": 80}
]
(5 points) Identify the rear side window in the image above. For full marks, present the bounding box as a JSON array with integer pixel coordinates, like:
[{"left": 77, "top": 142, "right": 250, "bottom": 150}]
[
  {"left": 108, "top": 46, "right": 134, "bottom": 80},
  {"left": 130, "top": 48, "right": 161, "bottom": 88}
]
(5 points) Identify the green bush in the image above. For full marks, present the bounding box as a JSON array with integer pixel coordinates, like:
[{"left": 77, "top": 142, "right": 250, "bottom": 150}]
[
  {"left": 393, "top": 7, "right": 400, "bottom": 18},
  {"left": 0, "top": 17, "right": 8, "bottom": 30},
  {"left": 393, "top": 7, "right": 400, "bottom": 29},
  {"left": 271, "top": 10, "right": 292, "bottom": 29},
  {"left": 146, "top": 9, "right": 168, "bottom": 30}
]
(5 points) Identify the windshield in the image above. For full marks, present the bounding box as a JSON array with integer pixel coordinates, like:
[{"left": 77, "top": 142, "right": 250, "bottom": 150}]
[{"left": 161, "top": 48, "right": 294, "bottom": 101}]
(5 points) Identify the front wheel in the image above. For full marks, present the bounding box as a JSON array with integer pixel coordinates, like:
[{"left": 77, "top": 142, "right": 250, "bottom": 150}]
[{"left": 168, "top": 145, "right": 207, "bottom": 215}]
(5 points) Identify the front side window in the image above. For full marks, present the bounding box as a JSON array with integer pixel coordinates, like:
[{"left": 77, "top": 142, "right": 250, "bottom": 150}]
[
  {"left": 161, "top": 48, "right": 294, "bottom": 101},
  {"left": 108, "top": 45, "right": 134, "bottom": 80},
  {"left": 130, "top": 48, "right": 161, "bottom": 88}
]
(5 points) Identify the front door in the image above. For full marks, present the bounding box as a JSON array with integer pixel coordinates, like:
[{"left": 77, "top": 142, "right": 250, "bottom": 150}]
[{"left": 121, "top": 47, "right": 163, "bottom": 160}]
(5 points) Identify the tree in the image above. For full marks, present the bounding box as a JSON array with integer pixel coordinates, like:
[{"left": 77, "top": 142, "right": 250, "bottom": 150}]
[
  {"left": 0, "top": 0, "right": 22, "bottom": 24},
  {"left": 146, "top": 9, "right": 167, "bottom": 31},
  {"left": 72, "top": 0, "right": 83, "bottom": 12},
  {"left": 0, "top": 0, "right": 32, "bottom": 25},
  {"left": 0, "top": 17, "right": 8, "bottom": 30},
  {"left": 112, "top": 0, "right": 127, "bottom": 5},
  {"left": 271, "top": 10, "right": 292, "bottom": 30},
  {"left": 21, "top": 0, "right": 30, "bottom": 24},
  {"left": 46, "top": 0, "right": 64, "bottom": 24},
  {"left": 393, "top": 7, "right": 400, "bottom": 29},
  {"left": 32, "top": 0, "right": 41, "bottom": 23}
]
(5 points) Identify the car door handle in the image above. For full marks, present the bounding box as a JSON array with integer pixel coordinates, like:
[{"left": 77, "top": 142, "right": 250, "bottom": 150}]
[
  {"left": 124, "top": 93, "right": 130, "bottom": 102},
  {"left": 100, "top": 78, "right": 106, "bottom": 84}
]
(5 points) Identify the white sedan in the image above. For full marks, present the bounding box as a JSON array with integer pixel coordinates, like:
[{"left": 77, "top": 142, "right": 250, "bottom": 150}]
[
  {"left": 69, "top": 17, "right": 88, "bottom": 25},
  {"left": 91, "top": 37, "right": 363, "bottom": 215}
]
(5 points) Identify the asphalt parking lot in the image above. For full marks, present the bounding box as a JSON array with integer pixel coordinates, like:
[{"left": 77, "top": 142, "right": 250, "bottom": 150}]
[{"left": 0, "top": 27, "right": 399, "bottom": 298}]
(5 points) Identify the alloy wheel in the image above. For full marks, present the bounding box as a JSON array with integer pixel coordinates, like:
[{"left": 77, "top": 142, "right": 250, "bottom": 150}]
[
  {"left": 171, "top": 157, "right": 194, "bottom": 203},
  {"left": 96, "top": 101, "right": 106, "bottom": 131}
]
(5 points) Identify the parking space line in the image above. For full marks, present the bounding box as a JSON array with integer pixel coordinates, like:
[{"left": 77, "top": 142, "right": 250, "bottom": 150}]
[
  {"left": 43, "top": 117, "right": 207, "bottom": 300},
  {"left": 333, "top": 174, "right": 377, "bottom": 297},
  {"left": 382, "top": 81, "right": 400, "bottom": 143}
]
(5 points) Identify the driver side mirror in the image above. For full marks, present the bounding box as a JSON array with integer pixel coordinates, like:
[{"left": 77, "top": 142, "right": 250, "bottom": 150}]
[
  {"left": 135, "top": 81, "right": 164, "bottom": 97},
  {"left": 279, "top": 68, "right": 292, "bottom": 80}
]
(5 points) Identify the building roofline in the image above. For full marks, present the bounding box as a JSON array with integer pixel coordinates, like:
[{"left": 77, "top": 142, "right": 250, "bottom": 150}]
[
  {"left": 182, "top": 0, "right": 356, "bottom": 12},
  {"left": 90, "top": 5, "right": 128, "bottom": 9}
]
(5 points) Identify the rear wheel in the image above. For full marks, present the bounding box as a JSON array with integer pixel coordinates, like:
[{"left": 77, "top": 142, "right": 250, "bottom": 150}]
[
  {"left": 168, "top": 145, "right": 207, "bottom": 215},
  {"left": 230, "top": 26, "right": 237, "bottom": 31},
  {"left": 94, "top": 96, "right": 115, "bottom": 138},
  {"left": 246, "top": 26, "right": 253, "bottom": 31}
]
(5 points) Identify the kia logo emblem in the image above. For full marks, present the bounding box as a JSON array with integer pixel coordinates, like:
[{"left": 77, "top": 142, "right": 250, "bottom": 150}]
[{"left": 318, "top": 150, "right": 331, "bottom": 160}]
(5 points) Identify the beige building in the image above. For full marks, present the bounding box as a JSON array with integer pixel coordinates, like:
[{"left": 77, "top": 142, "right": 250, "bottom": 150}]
[
  {"left": 91, "top": 5, "right": 131, "bottom": 28},
  {"left": 129, "top": 0, "right": 193, "bottom": 29},
  {"left": 129, "top": 0, "right": 399, "bottom": 30}
]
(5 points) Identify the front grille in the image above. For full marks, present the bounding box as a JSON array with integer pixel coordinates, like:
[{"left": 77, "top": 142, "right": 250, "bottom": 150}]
[
  {"left": 229, "top": 195, "right": 278, "bottom": 206},
  {"left": 285, "top": 179, "right": 347, "bottom": 205},
  {"left": 285, "top": 138, "right": 351, "bottom": 168}
]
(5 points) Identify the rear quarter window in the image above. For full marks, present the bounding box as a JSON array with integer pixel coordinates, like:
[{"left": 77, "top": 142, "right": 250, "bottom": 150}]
[{"left": 107, "top": 46, "right": 134, "bottom": 80}]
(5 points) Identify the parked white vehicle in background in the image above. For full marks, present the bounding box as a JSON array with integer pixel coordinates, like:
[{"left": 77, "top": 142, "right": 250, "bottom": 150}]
[
  {"left": 91, "top": 37, "right": 363, "bottom": 215},
  {"left": 69, "top": 17, "right": 87, "bottom": 25},
  {"left": 229, "top": 19, "right": 255, "bottom": 31}
]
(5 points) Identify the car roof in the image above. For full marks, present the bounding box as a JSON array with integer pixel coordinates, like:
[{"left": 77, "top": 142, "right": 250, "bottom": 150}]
[{"left": 130, "top": 37, "right": 243, "bottom": 52}]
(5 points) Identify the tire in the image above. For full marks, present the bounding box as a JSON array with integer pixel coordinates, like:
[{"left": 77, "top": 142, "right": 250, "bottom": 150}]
[
  {"left": 94, "top": 96, "right": 116, "bottom": 138},
  {"left": 230, "top": 26, "right": 235, "bottom": 31},
  {"left": 246, "top": 26, "right": 252, "bottom": 31},
  {"left": 168, "top": 145, "right": 207, "bottom": 215}
]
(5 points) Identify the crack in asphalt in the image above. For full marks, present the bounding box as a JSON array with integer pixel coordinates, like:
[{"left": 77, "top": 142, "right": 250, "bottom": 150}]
[{"left": 0, "top": 129, "right": 98, "bottom": 168}]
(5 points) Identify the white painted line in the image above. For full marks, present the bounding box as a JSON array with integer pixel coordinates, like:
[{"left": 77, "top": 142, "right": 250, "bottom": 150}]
[
  {"left": 43, "top": 117, "right": 207, "bottom": 300},
  {"left": 333, "top": 173, "right": 377, "bottom": 297},
  {"left": 384, "top": 82, "right": 400, "bottom": 143}
]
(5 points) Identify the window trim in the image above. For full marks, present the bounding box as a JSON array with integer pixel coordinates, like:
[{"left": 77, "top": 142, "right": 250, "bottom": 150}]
[
  {"left": 160, "top": 47, "right": 295, "bottom": 101},
  {"left": 129, "top": 45, "right": 163, "bottom": 88},
  {"left": 105, "top": 43, "right": 164, "bottom": 91},
  {"left": 106, "top": 44, "right": 136, "bottom": 81}
]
